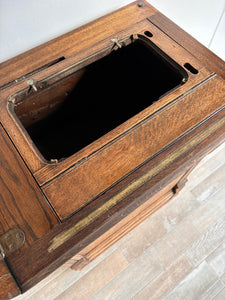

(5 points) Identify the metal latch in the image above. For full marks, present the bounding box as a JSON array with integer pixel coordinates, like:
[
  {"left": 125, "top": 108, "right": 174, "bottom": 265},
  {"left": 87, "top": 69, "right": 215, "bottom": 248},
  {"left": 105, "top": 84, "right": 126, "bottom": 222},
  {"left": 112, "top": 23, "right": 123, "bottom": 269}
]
[{"left": 0, "top": 228, "right": 25, "bottom": 259}]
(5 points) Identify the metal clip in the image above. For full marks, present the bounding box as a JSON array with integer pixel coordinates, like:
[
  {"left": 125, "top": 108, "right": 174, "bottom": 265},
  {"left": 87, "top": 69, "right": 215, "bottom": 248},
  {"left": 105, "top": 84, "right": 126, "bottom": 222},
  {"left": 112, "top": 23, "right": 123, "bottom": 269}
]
[
  {"left": 111, "top": 38, "right": 122, "bottom": 50},
  {"left": 27, "top": 78, "right": 38, "bottom": 92},
  {"left": 0, "top": 243, "right": 5, "bottom": 260},
  {"left": 50, "top": 159, "right": 58, "bottom": 164}
]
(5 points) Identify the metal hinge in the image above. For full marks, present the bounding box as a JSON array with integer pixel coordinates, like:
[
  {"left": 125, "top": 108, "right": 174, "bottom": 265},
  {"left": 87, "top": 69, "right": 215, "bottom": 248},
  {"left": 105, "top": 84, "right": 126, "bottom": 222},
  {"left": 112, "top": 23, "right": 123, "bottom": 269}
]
[{"left": 0, "top": 228, "right": 25, "bottom": 260}]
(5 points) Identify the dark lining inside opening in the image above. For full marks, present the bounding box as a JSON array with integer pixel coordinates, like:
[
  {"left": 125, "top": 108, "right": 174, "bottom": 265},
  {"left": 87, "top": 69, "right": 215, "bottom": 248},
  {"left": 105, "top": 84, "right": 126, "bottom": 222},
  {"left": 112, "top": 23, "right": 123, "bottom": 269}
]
[{"left": 15, "top": 37, "right": 187, "bottom": 161}]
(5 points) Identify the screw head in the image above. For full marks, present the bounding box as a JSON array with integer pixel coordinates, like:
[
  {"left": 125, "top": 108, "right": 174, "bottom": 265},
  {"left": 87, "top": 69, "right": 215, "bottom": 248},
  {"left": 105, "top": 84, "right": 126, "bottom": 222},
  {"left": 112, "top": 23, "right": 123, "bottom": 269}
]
[
  {"left": 9, "top": 244, "right": 14, "bottom": 250},
  {"left": 137, "top": 2, "right": 144, "bottom": 7},
  {"left": 27, "top": 78, "right": 34, "bottom": 85}
]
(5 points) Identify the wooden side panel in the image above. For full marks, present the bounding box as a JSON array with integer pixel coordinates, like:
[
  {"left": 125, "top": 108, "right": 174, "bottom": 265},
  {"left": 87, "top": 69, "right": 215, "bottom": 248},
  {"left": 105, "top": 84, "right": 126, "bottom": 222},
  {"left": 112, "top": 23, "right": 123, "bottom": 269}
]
[
  {"left": 0, "top": 124, "right": 58, "bottom": 247},
  {"left": 0, "top": 260, "right": 20, "bottom": 299},
  {"left": 43, "top": 75, "right": 225, "bottom": 219}
]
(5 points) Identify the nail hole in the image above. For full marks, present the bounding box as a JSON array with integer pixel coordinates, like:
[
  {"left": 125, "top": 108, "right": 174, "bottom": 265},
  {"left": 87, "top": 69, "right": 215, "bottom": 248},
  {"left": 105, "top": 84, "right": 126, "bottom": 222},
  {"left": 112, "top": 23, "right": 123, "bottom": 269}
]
[
  {"left": 144, "top": 31, "right": 153, "bottom": 38},
  {"left": 184, "top": 63, "right": 198, "bottom": 74}
]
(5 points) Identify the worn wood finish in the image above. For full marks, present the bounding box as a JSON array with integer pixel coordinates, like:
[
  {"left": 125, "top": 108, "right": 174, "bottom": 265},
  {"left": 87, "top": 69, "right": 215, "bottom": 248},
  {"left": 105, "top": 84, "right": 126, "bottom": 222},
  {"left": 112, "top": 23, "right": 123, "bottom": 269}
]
[
  {"left": 7, "top": 104, "right": 225, "bottom": 291},
  {"left": 0, "top": 124, "right": 58, "bottom": 247},
  {"left": 34, "top": 67, "right": 210, "bottom": 186},
  {"left": 16, "top": 143, "right": 225, "bottom": 299},
  {"left": 43, "top": 75, "right": 225, "bottom": 219},
  {"left": 0, "top": 6, "right": 158, "bottom": 173},
  {"left": 0, "top": 260, "right": 20, "bottom": 299},
  {"left": 14, "top": 69, "right": 85, "bottom": 128},
  {"left": 1, "top": 11, "right": 221, "bottom": 219},
  {"left": 0, "top": 18, "right": 210, "bottom": 178},
  {"left": 0, "top": 1, "right": 225, "bottom": 297}
]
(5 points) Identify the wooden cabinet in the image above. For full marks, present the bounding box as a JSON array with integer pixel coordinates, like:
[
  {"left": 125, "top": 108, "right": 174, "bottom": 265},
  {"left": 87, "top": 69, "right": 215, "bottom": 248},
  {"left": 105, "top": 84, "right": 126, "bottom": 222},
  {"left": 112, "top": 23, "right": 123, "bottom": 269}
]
[{"left": 0, "top": 1, "right": 225, "bottom": 298}]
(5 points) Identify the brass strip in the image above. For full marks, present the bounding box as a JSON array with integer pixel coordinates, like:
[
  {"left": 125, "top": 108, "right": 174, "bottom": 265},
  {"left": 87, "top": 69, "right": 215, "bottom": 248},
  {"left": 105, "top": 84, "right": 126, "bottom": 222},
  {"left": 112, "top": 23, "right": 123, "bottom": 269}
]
[{"left": 48, "top": 114, "right": 225, "bottom": 252}]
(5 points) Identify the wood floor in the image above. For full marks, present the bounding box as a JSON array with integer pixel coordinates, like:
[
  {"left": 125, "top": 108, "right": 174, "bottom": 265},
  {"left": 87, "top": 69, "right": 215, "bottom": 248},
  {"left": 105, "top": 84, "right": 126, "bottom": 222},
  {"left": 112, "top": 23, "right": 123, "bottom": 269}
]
[{"left": 15, "top": 141, "right": 225, "bottom": 300}]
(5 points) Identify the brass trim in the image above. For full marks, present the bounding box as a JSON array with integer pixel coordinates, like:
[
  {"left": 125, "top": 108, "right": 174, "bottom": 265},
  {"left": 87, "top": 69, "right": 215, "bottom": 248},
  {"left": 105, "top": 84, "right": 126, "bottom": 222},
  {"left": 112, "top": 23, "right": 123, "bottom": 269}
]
[{"left": 48, "top": 114, "right": 225, "bottom": 252}]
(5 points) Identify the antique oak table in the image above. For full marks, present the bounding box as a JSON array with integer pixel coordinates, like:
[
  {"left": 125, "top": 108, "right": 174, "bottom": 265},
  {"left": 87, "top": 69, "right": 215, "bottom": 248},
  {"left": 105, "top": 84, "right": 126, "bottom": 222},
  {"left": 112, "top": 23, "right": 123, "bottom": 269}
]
[{"left": 0, "top": 1, "right": 225, "bottom": 298}]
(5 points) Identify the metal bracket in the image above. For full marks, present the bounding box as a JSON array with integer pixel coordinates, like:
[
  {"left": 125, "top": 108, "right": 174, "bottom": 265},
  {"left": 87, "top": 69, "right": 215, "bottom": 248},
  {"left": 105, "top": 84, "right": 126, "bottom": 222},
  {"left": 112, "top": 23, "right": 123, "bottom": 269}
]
[
  {"left": 27, "top": 78, "right": 38, "bottom": 92},
  {"left": 111, "top": 38, "right": 122, "bottom": 50},
  {"left": 0, "top": 228, "right": 25, "bottom": 259}
]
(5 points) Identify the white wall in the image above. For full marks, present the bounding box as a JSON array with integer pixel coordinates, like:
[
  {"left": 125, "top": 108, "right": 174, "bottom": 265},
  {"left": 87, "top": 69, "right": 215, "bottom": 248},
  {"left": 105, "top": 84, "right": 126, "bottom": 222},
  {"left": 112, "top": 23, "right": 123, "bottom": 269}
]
[
  {"left": 0, "top": 0, "right": 224, "bottom": 63},
  {"left": 150, "top": 0, "right": 225, "bottom": 60}
]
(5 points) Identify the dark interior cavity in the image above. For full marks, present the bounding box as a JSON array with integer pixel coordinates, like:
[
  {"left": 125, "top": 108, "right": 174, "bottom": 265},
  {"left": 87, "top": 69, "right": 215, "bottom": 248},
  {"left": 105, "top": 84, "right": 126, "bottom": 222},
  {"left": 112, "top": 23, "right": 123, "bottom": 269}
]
[
  {"left": 184, "top": 62, "right": 199, "bottom": 74},
  {"left": 15, "top": 38, "right": 187, "bottom": 161}
]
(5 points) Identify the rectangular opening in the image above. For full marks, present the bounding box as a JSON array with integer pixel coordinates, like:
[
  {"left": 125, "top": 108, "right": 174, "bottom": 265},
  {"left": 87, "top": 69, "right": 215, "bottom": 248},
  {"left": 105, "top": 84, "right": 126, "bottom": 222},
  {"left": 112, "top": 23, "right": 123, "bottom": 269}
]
[{"left": 13, "top": 36, "right": 187, "bottom": 161}]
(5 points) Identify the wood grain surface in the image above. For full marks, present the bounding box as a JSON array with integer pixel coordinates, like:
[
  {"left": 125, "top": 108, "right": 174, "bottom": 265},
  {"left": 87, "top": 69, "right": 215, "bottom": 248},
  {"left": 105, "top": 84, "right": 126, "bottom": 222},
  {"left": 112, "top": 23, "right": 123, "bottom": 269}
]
[
  {"left": 6, "top": 103, "right": 225, "bottom": 292},
  {"left": 14, "top": 142, "right": 225, "bottom": 300},
  {"left": 43, "top": 75, "right": 225, "bottom": 219},
  {"left": 0, "top": 16, "right": 210, "bottom": 179},
  {"left": 0, "top": 124, "right": 58, "bottom": 247},
  {"left": 0, "top": 260, "right": 20, "bottom": 299},
  {"left": 148, "top": 10, "right": 225, "bottom": 80},
  {"left": 32, "top": 18, "right": 210, "bottom": 185},
  {"left": 0, "top": 1, "right": 225, "bottom": 297}
]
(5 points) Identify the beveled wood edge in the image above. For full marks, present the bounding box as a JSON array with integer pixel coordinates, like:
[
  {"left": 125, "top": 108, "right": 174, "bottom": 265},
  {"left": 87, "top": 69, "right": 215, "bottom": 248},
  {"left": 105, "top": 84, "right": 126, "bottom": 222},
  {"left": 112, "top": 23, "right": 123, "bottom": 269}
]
[{"left": 7, "top": 104, "right": 225, "bottom": 292}]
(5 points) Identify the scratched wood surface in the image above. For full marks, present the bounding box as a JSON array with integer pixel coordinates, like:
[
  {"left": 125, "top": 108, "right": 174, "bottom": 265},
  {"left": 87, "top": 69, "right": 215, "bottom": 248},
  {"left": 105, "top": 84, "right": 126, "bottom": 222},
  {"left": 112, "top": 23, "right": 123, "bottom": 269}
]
[
  {"left": 0, "top": 124, "right": 59, "bottom": 299},
  {"left": 13, "top": 138, "right": 225, "bottom": 300}
]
